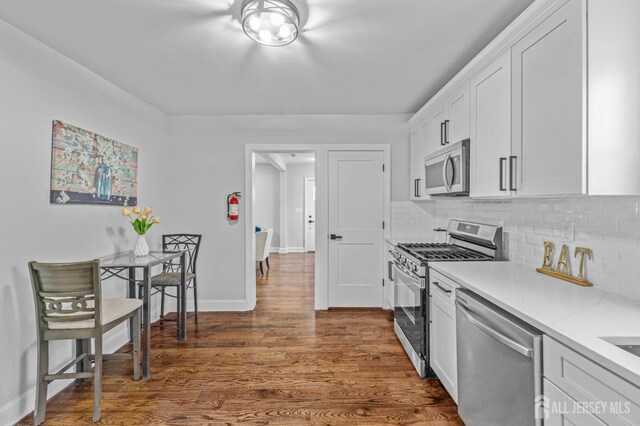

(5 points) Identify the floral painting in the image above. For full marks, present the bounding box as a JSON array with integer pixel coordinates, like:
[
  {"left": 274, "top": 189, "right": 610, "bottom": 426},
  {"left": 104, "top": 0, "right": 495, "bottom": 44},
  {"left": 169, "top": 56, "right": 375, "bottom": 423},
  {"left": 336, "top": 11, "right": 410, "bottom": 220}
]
[{"left": 50, "top": 121, "right": 138, "bottom": 205}]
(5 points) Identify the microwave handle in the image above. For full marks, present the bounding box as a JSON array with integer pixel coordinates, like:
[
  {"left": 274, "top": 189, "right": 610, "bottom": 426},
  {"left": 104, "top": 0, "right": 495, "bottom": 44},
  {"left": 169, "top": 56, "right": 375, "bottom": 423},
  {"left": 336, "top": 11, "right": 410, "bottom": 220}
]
[{"left": 443, "top": 153, "right": 452, "bottom": 192}]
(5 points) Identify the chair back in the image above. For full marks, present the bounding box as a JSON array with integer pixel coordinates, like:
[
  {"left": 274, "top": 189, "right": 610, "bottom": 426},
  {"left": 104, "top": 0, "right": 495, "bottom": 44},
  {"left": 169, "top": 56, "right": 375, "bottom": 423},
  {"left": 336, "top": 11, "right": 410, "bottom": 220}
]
[
  {"left": 255, "top": 229, "right": 273, "bottom": 262},
  {"left": 162, "top": 234, "right": 202, "bottom": 274},
  {"left": 28, "top": 260, "right": 101, "bottom": 331}
]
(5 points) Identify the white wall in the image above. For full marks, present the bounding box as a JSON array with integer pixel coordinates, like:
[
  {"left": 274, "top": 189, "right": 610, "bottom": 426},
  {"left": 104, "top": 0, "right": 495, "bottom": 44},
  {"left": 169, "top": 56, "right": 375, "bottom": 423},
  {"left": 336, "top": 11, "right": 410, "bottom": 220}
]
[
  {"left": 286, "top": 163, "right": 315, "bottom": 251},
  {"left": 166, "top": 115, "right": 408, "bottom": 306},
  {"left": 391, "top": 197, "right": 640, "bottom": 300},
  {"left": 0, "top": 20, "right": 171, "bottom": 424},
  {"left": 254, "top": 163, "right": 281, "bottom": 248}
]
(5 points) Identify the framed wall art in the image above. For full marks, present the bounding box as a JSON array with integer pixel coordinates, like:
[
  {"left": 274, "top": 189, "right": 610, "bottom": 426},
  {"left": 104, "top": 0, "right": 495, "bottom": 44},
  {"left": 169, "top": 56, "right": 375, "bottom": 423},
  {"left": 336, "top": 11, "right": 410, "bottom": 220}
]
[{"left": 50, "top": 120, "right": 138, "bottom": 206}]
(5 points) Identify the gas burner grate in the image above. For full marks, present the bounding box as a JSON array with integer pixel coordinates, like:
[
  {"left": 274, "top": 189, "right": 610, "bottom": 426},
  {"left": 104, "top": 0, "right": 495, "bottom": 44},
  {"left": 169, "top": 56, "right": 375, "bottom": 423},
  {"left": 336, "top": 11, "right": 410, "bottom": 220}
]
[
  {"left": 397, "top": 243, "right": 451, "bottom": 250},
  {"left": 397, "top": 242, "right": 492, "bottom": 262},
  {"left": 413, "top": 250, "right": 492, "bottom": 262}
]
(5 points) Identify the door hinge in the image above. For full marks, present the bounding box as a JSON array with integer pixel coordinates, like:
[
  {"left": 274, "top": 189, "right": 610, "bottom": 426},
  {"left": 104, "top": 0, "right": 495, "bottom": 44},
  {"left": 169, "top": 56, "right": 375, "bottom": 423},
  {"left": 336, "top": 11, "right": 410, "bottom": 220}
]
[
  {"left": 382, "top": 164, "right": 385, "bottom": 172},
  {"left": 382, "top": 221, "right": 385, "bottom": 229},
  {"left": 382, "top": 279, "right": 385, "bottom": 287}
]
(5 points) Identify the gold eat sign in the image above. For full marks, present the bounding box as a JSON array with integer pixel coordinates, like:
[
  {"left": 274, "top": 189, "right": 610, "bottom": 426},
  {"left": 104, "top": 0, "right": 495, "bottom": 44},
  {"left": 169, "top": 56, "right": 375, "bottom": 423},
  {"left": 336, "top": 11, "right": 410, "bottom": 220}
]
[{"left": 537, "top": 242, "right": 592, "bottom": 287}]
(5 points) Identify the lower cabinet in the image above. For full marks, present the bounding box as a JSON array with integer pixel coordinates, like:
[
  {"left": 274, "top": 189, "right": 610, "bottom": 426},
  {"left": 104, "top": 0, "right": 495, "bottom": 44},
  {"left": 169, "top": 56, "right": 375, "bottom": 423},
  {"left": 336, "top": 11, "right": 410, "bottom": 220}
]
[
  {"left": 544, "top": 379, "right": 606, "bottom": 426},
  {"left": 429, "top": 270, "right": 459, "bottom": 402},
  {"left": 543, "top": 336, "right": 640, "bottom": 425}
]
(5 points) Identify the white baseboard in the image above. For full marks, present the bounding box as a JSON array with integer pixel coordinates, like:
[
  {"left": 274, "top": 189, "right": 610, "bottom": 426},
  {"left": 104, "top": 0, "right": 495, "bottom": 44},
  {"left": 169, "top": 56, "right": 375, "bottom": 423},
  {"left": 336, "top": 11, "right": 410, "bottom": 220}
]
[
  {"left": 276, "top": 247, "right": 306, "bottom": 254},
  {"left": 286, "top": 247, "right": 305, "bottom": 253},
  {"left": 184, "top": 299, "right": 248, "bottom": 312},
  {"left": 0, "top": 327, "right": 130, "bottom": 425},
  {"left": 269, "top": 247, "right": 280, "bottom": 253}
]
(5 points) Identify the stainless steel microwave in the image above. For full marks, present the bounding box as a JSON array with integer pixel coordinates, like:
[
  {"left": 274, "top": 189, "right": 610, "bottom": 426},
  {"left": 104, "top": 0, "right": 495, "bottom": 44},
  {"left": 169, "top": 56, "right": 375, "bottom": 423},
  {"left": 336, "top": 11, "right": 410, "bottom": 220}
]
[{"left": 423, "top": 139, "right": 470, "bottom": 196}]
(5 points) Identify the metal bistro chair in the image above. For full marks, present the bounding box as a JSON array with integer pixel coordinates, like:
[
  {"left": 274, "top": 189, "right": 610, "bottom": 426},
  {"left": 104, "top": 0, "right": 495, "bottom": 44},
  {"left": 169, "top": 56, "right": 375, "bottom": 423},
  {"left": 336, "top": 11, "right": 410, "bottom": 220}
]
[
  {"left": 28, "top": 260, "right": 142, "bottom": 424},
  {"left": 149, "top": 234, "right": 202, "bottom": 325}
]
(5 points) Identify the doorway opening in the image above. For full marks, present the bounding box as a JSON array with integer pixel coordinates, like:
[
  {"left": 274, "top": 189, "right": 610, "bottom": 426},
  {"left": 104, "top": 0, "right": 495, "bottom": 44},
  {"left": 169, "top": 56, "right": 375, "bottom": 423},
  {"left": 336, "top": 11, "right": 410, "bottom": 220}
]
[
  {"left": 245, "top": 144, "right": 391, "bottom": 311},
  {"left": 253, "top": 151, "right": 316, "bottom": 308}
]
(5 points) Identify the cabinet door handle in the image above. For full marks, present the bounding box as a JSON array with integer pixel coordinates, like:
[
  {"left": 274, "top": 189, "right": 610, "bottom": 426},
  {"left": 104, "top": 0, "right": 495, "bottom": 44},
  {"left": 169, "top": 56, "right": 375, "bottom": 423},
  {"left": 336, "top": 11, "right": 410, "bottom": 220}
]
[
  {"left": 440, "top": 122, "right": 446, "bottom": 145},
  {"left": 432, "top": 281, "right": 452, "bottom": 295},
  {"left": 414, "top": 179, "right": 418, "bottom": 197},
  {"left": 499, "top": 157, "right": 507, "bottom": 191},
  {"left": 415, "top": 178, "right": 421, "bottom": 197},
  {"left": 388, "top": 260, "right": 394, "bottom": 281},
  {"left": 444, "top": 120, "right": 450, "bottom": 144},
  {"left": 509, "top": 156, "right": 517, "bottom": 191}
]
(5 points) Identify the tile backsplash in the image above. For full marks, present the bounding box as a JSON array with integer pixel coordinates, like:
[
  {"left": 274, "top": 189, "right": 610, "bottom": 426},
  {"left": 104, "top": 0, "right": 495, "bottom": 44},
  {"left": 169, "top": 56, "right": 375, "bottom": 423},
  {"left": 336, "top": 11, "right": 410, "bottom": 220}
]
[{"left": 391, "top": 197, "right": 640, "bottom": 299}]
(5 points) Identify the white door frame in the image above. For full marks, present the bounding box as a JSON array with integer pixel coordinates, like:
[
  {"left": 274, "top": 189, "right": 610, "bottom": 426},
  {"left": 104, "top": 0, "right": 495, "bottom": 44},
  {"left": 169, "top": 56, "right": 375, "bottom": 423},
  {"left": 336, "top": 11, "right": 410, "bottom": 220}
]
[
  {"left": 303, "top": 177, "right": 315, "bottom": 252},
  {"left": 244, "top": 144, "right": 391, "bottom": 311}
]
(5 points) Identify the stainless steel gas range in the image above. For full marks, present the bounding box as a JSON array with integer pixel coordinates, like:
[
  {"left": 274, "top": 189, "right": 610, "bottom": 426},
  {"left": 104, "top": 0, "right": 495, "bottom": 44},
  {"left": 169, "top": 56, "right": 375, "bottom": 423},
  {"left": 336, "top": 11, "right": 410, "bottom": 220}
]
[{"left": 390, "top": 219, "right": 503, "bottom": 378}]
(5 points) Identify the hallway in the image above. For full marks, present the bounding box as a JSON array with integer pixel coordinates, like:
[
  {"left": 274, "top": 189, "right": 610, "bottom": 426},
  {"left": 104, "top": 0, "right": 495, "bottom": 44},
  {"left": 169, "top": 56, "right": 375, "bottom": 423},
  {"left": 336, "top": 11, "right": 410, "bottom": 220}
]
[{"left": 23, "top": 253, "right": 462, "bottom": 424}]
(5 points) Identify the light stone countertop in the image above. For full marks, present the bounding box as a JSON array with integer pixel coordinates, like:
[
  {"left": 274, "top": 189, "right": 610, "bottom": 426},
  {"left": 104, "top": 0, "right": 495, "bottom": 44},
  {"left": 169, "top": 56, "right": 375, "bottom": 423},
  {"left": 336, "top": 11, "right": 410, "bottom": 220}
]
[{"left": 429, "top": 261, "right": 640, "bottom": 386}]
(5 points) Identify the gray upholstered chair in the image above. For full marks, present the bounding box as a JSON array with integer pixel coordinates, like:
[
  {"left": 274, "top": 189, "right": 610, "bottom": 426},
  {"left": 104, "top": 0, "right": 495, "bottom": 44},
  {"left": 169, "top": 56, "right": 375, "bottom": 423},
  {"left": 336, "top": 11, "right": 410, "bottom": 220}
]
[
  {"left": 150, "top": 234, "right": 202, "bottom": 324},
  {"left": 28, "top": 260, "right": 142, "bottom": 424},
  {"left": 255, "top": 228, "right": 273, "bottom": 275}
]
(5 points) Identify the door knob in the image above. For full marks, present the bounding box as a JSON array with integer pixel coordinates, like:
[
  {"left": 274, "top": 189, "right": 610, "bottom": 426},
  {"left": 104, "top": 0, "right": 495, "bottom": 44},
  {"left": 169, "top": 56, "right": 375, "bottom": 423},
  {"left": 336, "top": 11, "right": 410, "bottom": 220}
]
[{"left": 330, "top": 234, "right": 343, "bottom": 240}]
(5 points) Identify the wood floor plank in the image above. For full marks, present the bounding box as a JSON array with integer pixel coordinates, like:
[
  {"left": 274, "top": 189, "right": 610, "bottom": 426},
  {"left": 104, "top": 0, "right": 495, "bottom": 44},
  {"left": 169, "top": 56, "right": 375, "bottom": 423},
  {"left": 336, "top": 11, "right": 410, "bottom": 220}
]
[{"left": 19, "top": 253, "right": 463, "bottom": 425}]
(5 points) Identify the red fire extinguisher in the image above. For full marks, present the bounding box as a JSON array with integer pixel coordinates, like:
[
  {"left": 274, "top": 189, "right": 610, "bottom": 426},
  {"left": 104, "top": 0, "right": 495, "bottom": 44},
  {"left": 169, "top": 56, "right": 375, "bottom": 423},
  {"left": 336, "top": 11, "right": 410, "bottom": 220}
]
[{"left": 227, "top": 192, "right": 241, "bottom": 221}]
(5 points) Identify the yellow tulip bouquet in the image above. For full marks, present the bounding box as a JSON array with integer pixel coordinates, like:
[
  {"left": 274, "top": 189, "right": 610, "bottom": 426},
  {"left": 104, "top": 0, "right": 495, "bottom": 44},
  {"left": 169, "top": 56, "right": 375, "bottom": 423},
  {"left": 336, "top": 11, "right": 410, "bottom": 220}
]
[{"left": 121, "top": 206, "right": 161, "bottom": 235}]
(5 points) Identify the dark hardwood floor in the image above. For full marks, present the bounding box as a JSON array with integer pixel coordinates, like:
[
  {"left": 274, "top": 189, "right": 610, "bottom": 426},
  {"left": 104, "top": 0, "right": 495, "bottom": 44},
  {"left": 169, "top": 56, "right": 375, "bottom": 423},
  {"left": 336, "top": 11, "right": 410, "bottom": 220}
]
[{"left": 21, "top": 253, "right": 463, "bottom": 425}]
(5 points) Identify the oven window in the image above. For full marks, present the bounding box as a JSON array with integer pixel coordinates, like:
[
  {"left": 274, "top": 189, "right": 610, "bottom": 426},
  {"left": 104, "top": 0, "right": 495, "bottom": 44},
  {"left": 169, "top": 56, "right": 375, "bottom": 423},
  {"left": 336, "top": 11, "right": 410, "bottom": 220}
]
[{"left": 393, "top": 265, "right": 425, "bottom": 357}]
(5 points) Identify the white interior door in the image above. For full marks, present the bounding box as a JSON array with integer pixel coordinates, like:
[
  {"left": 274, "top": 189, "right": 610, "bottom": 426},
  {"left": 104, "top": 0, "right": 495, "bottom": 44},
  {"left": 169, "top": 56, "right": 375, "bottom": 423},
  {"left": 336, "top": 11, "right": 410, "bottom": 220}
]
[
  {"left": 304, "top": 177, "right": 316, "bottom": 252},
  {"left": 328, "top": 151, "right": 384, "bottom": 307}
]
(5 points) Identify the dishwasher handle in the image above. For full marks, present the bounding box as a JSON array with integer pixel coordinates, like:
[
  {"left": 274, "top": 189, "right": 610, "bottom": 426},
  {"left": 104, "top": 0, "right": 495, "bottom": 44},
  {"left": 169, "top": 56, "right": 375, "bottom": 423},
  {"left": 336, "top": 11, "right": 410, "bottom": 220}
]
[{"left": 456, "top": 300, "right": 533, "bottom": 358}]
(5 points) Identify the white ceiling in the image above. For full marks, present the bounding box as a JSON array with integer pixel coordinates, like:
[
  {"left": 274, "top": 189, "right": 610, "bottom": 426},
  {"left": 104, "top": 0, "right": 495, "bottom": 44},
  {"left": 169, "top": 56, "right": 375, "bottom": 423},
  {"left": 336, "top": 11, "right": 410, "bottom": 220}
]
[
  {"left": 0, "top": 0, "right": 533, "bottom": 115},
  {"left": 256, "top": 152, "right": 315, "bottom": 165}
]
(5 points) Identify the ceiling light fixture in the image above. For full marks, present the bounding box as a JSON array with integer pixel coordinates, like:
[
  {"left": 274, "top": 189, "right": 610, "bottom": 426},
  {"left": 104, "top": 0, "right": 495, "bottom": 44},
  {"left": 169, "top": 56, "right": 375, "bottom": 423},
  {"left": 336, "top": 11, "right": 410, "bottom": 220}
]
[{"left": 241, "top": 0, "right": 299, "bottom": 47}]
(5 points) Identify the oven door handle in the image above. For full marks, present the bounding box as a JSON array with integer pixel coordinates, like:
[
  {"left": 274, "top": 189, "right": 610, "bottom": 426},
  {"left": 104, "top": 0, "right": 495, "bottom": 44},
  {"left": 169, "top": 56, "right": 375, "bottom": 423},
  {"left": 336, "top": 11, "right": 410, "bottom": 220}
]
[
  {"left": 456, "top": 301, "right": 533, "bottom": 358},
  {"left": 393, "top": 262, "right": 425, "bottom": 288}
]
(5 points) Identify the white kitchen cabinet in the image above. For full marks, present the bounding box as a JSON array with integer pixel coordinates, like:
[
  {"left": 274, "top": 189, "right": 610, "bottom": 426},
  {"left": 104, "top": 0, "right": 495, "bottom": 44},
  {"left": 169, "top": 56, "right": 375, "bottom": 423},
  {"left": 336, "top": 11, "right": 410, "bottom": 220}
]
[
  {"left": 428, "top": 101, "right": 447, "bottom": 153},
  {"left": 511, "top": 0, "right": 585, "bottom": 196},
  {"left": 409, "top": 126, "right": 425, "bottom": 200},
  {"left": 429, "top": 270, "right": 459, "bottom": 402},
  {"left": 384, "top": 241, "right": 394, "bottom": 309},
  {"left": 543, "top": 336, "right": 640, "bottom": 425},
  {"left": 446, "top": 82, "right": 470, "bottom": 145},
  {"left": 424, "top": 84, "right": 470, "bottom": 156},
  {"left": 469, "top": 51, "right": 512, "bottom": 198},
  {"left": 408, "top": 0, "right": 640, "bottom": 197},
  {"left": 544, "top": 379, "right": 607, "bottom": 426}
]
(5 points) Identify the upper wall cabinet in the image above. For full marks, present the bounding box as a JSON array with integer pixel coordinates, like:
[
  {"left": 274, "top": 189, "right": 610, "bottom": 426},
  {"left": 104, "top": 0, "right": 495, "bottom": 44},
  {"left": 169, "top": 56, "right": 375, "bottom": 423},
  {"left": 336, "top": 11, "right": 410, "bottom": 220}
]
[
  {"left": 426, "top": 85, "right": 470, "bottom": 154},
  {"left": 407, "top": 0, "right": 640, "bottom": 198},
  {"left": 511, "top": 0, "right": 585, "bottom": 196},
  {"left": 469, "top": 52, "right": 512, "bottom": 198},
  {"left": 446, "top": 82, "right": 470, "bottom": 145},
  {"left": 428, "top": 101, "right": 447, "bottom": 152},
  {"left": 409, "top": 125, "right": 426, "bottom": 200}
]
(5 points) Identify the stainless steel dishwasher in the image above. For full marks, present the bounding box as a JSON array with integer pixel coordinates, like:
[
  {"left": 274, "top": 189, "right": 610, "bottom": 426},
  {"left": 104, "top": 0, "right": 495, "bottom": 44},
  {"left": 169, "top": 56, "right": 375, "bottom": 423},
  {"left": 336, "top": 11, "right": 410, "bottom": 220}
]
[{"left": 456, "top": 288, "right": 542, "bottom": 426}]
